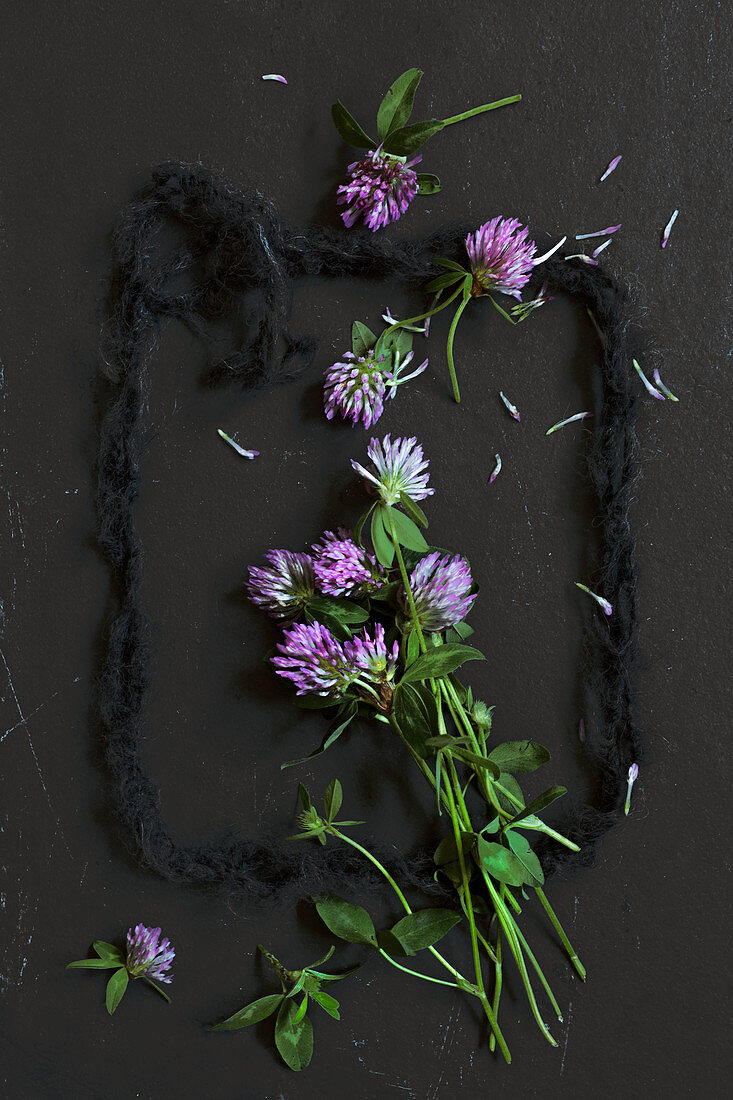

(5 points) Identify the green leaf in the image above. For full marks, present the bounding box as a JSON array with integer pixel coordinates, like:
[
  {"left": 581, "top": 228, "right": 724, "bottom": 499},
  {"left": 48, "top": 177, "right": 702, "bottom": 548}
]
[
  {"left": 384, "top": 506, "right": 429, "bottom": 552},
  {"left": 314, "top": 895, "right": 377, "bottom": 946},
  {"left": 331, "top": 101, "right": 375, "bottom": 148},
  {"left": 105, "top": 968, "right": 129, "bottom": 1015},
  {"left": 282, "top": 704, "right": 357, "bottom": 769},
  {"left": 506, "top": 785, "right": 567, "bottom": 826},
  {"left": 399, "top": 492, "right": 428, "bottom": 529},
  {"left": 401, "top": 644, "right": 485, "bottom": 684},
  {"left": 382, "top": 118, "right": 446, "bottom": 156},
  {"left": 392, "top": 683, "right": 438, "bottom": 758},
  {"left": 67, "top": 958, "right": 124, "bottom": 970},
  {"left": 275, "top": 997, "right": 314, "bottom": 1071},
  {"left": 433, "top": 830, "right": 475, "bottom": 888},
  {"left": 324, "top": 778, "right": 343, "bottom": 823},
  {"left": 416, "top": 173, "right": 441, "bottom": 195},
  {"left": 451, "top": 747, "right": 500, "bottom": 779},
  {"left": 211, "top": 993, "right": 285, "bottom": 1031},
  {"left": 93, "top": 941, "right": 124, "bottom": 963},
  {"left": 312, "top": 990, "right": 341, "bottom": 1019},
  {"left": 425, "top": 271, "right": 466, "bottom": 294},
  {"left": 371, "top": 507, "right": 395, "bottom": 567},
  {"left": 308, "top": 964, "right": 361, "bottom": 984},
  {"left": 351, "top": 320, "right": 377, "bottom": 357},
  {"left": 488, "top": 740, "right": 551, "bottom": 774},
  {"left": 433, "top": 257, "right": 467, "bottom": 273},
  {"left": 505, "top": 830, "right": 544, "bottom": 886},
  {"left": 293, "top": 994, "right": 309, "bottom": 1024},
  {"left": 495, "top": 772, "right": 524, "bottom": 813},
  {"left": 298, "top": 783, "right": 312, "bottom": 811},
  {"left": 376, "top": 68, "right": 423, "bottom": 140},
  {"left": 375, "top": 326, "right": 413, "bottom": 363},
  {"left": 475, "top": 837, "right": 535, "bottom": 887},
  {"left": 141, "top": 976, "right": 172, "bottom": 1003},
  {"left": 389, "top": 909, "right": 462, "bottom": 954},
  {"left": 353, "top": 506, "right": 373, "bottom": 546},
  {"left": 307, "top": 595, "right": 369, "bottom": 625}
]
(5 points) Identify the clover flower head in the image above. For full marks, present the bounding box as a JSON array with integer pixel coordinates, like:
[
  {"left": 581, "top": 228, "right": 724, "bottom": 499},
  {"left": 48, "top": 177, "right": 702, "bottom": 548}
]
[
  {"left": 351, "top": 434, "right": 433, "bottom": 506},
  {"left": 337, "top": 149, "right": 421, "bottom": 232},
  {"left": 346, "top": 622, "right": 399, "bottom": 688},
  {"left": 324, "top": 346, "right": 428, "bottom": 429},
  {"left": 125, "top": 925, "right": 175, "bottom": 983},
  {"left": 404, "top": 551, "right": 475, "bottom": 633},
  {"left": 272, "top": 621, "right": 355, "bottom": 697},
  {"left": 324, "top": 349, "right": 394, "bottom": 429},
  {"left": 465, "top": 217, "right": 537, "bottom": 300},
  {"left": 247, "top": 550, "right": 316, "bottom": 619},
  {"left": 312, "top": 528, "right": 384, "bottom": 597}
]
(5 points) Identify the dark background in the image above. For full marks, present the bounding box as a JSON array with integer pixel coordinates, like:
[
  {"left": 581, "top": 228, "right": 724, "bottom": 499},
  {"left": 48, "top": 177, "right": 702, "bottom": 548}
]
[{"left": 1, "top": 1, "right": 730, "bottom": 1096}]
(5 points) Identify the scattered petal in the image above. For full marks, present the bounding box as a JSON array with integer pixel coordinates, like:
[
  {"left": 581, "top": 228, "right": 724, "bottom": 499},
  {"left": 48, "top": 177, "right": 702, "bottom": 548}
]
[
  {"left": 488, "top": 453, "right": 502, "bottom": 484},
  {"left": 632, "top": 359, "right": 665, "bottom": 400},
  {"left": 381, "top": 307, "right": 428, "bottom": 335},
  {"left": 546, "top": 411, "right": 593, "bottom": 436},
  {"left": 218, "top": 429, "right": 260, "bottom": 458},
  {"left": 533, "top": 235, "right": 567, "bottom": 265},
  {"left": 578, "top": 717, "right": 586, "bottom": 744},
  {"left": 262, "top": 74, "right": 287, "bottom": 84},
  {"left": 599, "top": 155, "right": 622, "bottom": 183},
  {"left": 624, "top": 762, "right": 639, "bottom": 816},
  {"left": 575, "top": 224, "right": 621, "bottom": 240},
  {"left": 661, "top": 209, "right": 679, "bottom": 248},
  {"left": 592, "top": 238, "right": 612, "bottom": 258},
  {"left": 653, "top": 368, "right": 679, "bottom": 402},
  {"left": 499, "top": 391, "right": 520, "bottom": 421},
  {"left": 565, "top": 253, "right": 599, "bottom": 265},
  {"left": 575, "top": 582, "right": 613, "bottom": 616}
]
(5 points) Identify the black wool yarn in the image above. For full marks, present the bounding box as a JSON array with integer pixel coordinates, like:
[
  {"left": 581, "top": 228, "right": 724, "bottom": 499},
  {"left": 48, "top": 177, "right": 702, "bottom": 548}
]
[{"left": 98, "top": 162, "right": 644, "bottom": 903}]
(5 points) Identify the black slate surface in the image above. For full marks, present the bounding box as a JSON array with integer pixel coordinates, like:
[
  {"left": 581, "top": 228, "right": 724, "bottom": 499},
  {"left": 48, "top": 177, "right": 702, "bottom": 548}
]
[{"left": 1, "top": 1, "right": 730, "bottom": 1097}]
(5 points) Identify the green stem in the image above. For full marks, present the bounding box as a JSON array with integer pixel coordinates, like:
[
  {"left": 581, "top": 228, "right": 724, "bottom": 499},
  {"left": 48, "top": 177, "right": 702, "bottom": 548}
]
[
  {"left": 488, "top": 919, "right": 503, "bottom": 1053},
  {"left": 536, "top": 887, "right": 586, "bottom": 981},
  {"left": 329, "top": 826, "right": 464, "bottom": 984},
  {"left": 442, "top": 95, "right": 522, "bottom": 127},
  {"left": 489, "top": 295, "right": 517, "bottom": 325},
  {"left": 377, "top": 949, "right": 465, "bottom": 989},
  {"left": 512, "top": 922, "right": 564, "bottom": 1022},
  {"left": 383, "top": 284, "right": 464, "bottom": 340},
  {"left": 385, "top": 510, "right": 427, "bottom": 655},
  {"left": 446, "top": 286, "right": 471, "bottom": 403}
]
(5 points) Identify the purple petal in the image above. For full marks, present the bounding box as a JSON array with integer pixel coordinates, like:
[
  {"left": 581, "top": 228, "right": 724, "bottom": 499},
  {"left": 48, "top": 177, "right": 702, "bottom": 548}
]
[
  {"left": 592, "top": 238, "right": 612, "bottom": 258},
  {"left": 575, "top": 582, "right": 613, "bottom": 616},
  {"left": 546, "top": 412, "right": 593, "bottom": 436},
  {"left": 661, "top": 209, "right": 679, "bottom": 248},
  {"left": 488, "top": 453, "right": 502, "bottom": 484},
  {"left": 633, "top": 359, "right": 665, "bottom": 400},
  {"left": 575, "top": 224, "right": 621, "bottom": 240},
  {"left": 599, "top": 155, "right": 622, "bottom": 182},
  {"left": 565, "top": 253, "right": 599, "bottom": 266},
  {"left": 262, "top": 74, "right": 287, "bottom": 84},
  {"left": 499, "top": 391, "right": 520, "bottom": 421},
  {"left": 218, "top": 429, "right": 259, "bottom": 458},
  {"left": 652, "top": 368, "right": 679, "bottom": 402}
]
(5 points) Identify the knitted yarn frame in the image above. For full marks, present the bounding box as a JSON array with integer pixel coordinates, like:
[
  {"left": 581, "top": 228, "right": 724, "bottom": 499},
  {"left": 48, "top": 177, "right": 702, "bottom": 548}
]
[{"left": 98, "top": 163, "right": 644, "bottom": 904}]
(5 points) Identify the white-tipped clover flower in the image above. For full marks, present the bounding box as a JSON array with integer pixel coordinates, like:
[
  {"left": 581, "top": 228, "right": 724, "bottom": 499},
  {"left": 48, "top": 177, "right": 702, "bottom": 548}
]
[
  {"left": 324, "top": 346, "right": 427, "bottom": 430},
  {"left": 125, "top": 925, "right": 175, "bottom": 983},
  {"left": 247, "top": 550, "right": 316, "bottom": 619},
  {"left": 312, "top": 528, "right": 384, "bottom": 598},
  {"left": 402, "top": 551, "right": 476, "bottom": 633},
  {"left": 351, "top": 434, "right": 434, "bottom": 506}
]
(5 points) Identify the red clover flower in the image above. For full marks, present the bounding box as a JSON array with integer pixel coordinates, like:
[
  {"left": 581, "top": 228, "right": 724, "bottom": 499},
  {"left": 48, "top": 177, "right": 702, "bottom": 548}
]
[
  {"left": 125, "top": 925, "right": 175, "bottom": 983},
  {"left": 312, "top": 529, "right": 384, "bottom": 598},
  {"left": 337, "top": 149, "right": 421, "bottom": 232},
  {"left": 247, "top": 550, "right": 316, "bottom": 618},
  {"left": 324, "top": 345, "right": 427, "bottom": 430},
  {"left": 351, "top": 435, "right": 433, "bottom": 506},
  {"left": 402, "top": 551, "right": 475, "bottom": 633}
]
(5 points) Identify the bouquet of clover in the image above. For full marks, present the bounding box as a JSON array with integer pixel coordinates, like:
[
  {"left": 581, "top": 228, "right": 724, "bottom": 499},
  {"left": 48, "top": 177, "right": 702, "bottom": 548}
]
[{"left": 246, "top": 435, "right": 585, "bottom": 1064}]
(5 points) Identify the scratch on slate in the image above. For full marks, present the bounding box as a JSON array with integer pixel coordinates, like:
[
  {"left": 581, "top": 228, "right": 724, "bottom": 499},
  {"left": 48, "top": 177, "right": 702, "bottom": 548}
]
[
  {"left": 560, "top": 1000, "right": 573, "bottom": 1075},
  {"left": 0, "top": 645, "right": 73, "bottom": 858},
  {"left": 429, "top": 998, "right": 462, "bottom": 1099}
]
